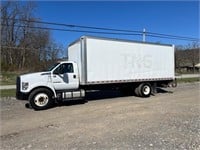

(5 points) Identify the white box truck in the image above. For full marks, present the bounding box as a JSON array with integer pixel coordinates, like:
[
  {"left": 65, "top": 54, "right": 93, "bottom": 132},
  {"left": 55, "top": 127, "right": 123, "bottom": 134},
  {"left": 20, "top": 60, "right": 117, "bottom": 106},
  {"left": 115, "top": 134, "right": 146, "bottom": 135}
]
[{"left": 16, "top": 36, "right": 176, "bottom": 110}]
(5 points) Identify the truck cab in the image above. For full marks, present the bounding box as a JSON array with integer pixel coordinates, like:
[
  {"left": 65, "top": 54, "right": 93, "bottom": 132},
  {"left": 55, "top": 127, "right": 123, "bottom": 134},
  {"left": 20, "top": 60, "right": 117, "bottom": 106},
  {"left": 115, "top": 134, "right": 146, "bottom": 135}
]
[
  {"left": 16, "top": 61, "right": 84, "bottom": 110},
  {"left": 50, "top": 61, "right": 79, "bottom": 90}
]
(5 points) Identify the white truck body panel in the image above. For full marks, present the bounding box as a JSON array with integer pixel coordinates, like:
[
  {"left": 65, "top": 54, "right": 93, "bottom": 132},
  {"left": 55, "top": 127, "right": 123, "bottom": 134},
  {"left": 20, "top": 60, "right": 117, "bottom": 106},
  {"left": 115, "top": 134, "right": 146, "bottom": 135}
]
[
  {"left": 68, "top": 36, "right": 175, "bottom": 85},
  {"left": 67, "top": 41, "right": 82, "bottom": 81}
]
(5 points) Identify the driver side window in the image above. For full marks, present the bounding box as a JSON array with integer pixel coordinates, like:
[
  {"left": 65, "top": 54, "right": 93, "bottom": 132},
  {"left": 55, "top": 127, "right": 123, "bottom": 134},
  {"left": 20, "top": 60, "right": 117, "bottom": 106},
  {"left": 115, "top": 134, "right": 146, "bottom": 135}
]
[{"left": 53, "top": 63, "right": 74, "bottom": 74}]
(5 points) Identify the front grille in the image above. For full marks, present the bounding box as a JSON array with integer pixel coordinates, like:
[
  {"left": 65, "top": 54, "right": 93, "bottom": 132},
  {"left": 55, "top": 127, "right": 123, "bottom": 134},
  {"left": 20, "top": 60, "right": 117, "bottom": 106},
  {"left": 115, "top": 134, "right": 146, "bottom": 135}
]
[
  {"left": 16, "top": 76, "right": 20, "bottom": 92},
  {"left": 16, "top": 76, "right": 28, "bottom": 100}
]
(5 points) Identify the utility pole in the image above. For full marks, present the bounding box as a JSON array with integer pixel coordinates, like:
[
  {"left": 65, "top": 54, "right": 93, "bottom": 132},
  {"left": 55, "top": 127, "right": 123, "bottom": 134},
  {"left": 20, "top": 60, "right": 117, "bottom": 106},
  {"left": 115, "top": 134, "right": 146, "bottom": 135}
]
[{"left": 143, "top": 28, "right": 146, "bottom": 42}]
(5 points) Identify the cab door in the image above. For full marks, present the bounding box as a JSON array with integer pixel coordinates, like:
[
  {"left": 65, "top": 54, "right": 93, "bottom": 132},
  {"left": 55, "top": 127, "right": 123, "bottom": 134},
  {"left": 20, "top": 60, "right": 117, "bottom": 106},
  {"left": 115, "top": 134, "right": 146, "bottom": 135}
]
[{"left": 51, "top": 63, "right": 79, "bottom": 90}]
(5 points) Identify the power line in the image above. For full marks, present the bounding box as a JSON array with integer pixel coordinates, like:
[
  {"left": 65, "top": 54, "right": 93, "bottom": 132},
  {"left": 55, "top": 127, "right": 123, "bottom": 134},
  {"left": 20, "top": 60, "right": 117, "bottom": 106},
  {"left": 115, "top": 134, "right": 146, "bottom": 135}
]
[
  {"left": 2, "top": 23, "right": 199, "bottom": 42},
  {"left": 2, "top": 18, "right": 200, "bottom": 42},
  {"left": 1, "top": 24, "right": 143, "bottom": 36},
  {"left": 147, "top": 34, "right": 199, "bottom": 41},
  {"left": 4, "top": 18, "right": 142, "bottom": 34},
  {"left": 147, "top": 32, "right": 198, "bottom": 41}
]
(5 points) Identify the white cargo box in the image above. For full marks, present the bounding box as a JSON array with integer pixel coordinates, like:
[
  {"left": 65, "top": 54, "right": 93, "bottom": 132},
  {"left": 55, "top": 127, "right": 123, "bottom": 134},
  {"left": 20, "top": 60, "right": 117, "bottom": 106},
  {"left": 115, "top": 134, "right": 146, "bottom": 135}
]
[{"left": 68, "top": 36, "right": 175, "bottom": 85}]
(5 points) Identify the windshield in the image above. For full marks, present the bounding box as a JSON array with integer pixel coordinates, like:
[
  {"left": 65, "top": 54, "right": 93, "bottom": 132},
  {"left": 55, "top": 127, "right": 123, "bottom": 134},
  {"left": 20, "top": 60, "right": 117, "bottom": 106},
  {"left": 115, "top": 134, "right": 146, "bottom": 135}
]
[{"left": 47, "top": 63, "right": 60, "bottom": 71}]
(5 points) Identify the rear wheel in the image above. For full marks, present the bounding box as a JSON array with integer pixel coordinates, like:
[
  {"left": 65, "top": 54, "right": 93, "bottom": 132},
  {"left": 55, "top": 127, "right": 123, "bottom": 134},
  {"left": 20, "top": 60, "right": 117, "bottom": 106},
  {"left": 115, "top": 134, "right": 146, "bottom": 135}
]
[
  {"left": 29, "top": 88, "right": 54, "bottom": 110},
  {"left": 134, "top": 86, "right": 140, "bottom": 96},
  {"left": 136, "top": 83, "right": 152, "bottom": 97}
]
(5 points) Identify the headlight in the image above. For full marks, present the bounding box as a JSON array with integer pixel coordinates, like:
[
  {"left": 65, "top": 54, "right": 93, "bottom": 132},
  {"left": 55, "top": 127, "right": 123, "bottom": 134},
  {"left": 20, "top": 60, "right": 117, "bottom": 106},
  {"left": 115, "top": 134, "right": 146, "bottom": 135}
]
[{"left": 22, "top": 82, "right": 29, "bottom": 90}]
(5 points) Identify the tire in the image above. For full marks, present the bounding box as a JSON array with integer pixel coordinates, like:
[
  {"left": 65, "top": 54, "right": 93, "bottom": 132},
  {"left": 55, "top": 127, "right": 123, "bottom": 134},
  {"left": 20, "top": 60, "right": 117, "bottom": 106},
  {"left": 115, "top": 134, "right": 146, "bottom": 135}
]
[
  {"left": 134, "top": 86, "right": 140, "bottom": 97},
  {"left": 28, "top": 88, "right": 54, "bottom": 110},
  {"left": 137, "top": 83, "right": 152, "bottom": 97}
]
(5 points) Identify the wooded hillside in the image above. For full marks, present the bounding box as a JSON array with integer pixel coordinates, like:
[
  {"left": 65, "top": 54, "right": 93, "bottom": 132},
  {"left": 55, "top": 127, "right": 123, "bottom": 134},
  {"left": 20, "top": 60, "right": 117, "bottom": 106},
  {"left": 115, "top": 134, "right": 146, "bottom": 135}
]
[
  {"left": 175, "top": 48, "right": 199, "bottom": 67},
  {"left": 1, "top": 1, "right": 63, "bottom": 72}
]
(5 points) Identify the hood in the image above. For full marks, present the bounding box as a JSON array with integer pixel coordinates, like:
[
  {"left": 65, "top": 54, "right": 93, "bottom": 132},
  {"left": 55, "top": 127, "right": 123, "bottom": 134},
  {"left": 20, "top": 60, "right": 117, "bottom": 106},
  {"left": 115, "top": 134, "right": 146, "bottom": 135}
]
[{"left": 20, "top": 71, "right": 51, "bottom": 83}]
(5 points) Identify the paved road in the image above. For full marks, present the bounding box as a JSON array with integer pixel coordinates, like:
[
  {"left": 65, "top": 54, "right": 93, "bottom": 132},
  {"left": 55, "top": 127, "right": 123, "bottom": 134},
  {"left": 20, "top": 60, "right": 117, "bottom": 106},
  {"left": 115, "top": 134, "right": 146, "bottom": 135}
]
[
  {"left": 176, "top": 74, "right": 200, "bottom": 79},
  {"left": 0, "top": 85, "right": 16, "bottom": 90},
  {"left": 1, "top": 82, "right": 200, "bottom": 150}
]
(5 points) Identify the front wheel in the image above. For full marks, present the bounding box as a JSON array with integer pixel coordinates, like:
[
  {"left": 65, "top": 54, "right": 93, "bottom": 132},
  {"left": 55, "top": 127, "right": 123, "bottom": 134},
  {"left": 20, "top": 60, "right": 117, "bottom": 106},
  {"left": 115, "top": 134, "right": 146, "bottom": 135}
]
[{"left": 28, "top": 88, "right": 54, "bottom": 110}]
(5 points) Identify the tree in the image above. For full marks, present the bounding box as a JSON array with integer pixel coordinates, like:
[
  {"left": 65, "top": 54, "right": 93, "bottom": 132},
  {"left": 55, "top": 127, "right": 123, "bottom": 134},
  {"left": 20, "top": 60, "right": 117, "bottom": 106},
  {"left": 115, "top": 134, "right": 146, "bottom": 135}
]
[
  {"left": 1, "top": 1, "right": 62, "bottom": 71},
  {"left": 175, "top": 42, "right": 200, "bottom": 73}
]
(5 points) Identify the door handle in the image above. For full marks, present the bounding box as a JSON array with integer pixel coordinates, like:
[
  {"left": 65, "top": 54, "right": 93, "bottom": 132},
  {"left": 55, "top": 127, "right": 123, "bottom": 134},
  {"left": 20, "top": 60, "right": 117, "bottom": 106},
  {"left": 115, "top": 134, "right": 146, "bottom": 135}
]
[{"left": 73, "top": 75, "right": 76, "bottom": 78}]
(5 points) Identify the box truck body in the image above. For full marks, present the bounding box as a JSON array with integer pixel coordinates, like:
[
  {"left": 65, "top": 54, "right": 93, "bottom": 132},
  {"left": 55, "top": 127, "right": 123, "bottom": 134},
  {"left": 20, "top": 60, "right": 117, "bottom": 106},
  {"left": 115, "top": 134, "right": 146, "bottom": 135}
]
[
  {"left": 16, "top": 36, "right": 176, "bottom": 110},
  {"left": 68, "top": 36, "right": 174, "bottom": 85}
]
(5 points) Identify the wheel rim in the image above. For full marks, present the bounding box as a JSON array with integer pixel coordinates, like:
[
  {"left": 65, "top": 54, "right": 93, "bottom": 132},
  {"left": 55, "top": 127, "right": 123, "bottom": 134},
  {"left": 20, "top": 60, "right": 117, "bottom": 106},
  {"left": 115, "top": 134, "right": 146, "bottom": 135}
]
[
  {"left": 143, "top": 85, "right": 150, "bottom": 95},
  {"left": 34, "top": 93, "right": 49, "bottom": 107}
]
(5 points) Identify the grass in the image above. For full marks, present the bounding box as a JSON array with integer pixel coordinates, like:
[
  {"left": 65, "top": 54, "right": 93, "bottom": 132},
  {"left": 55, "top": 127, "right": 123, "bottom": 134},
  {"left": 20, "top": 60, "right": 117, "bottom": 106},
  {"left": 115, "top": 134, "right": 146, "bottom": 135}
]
[
  {"left": 0, "top": 72, "right": 19, "bottom": 85},
  {"left": 177, "top": 77, "right": 200, "bottom": 83},
  {"left": 0, "top": 89, "right": 16, "bottom": 97}
]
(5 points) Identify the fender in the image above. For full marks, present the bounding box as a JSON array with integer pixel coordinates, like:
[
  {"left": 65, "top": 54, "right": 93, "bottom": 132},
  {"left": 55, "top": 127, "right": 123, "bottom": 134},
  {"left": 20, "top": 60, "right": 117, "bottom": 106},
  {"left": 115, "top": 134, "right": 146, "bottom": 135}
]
[
  {"left": 24, "top": 82, "right": 57, "bottom": 98},
  {"left": 29, "top": 84, "right": 57, "bottom": 98}
]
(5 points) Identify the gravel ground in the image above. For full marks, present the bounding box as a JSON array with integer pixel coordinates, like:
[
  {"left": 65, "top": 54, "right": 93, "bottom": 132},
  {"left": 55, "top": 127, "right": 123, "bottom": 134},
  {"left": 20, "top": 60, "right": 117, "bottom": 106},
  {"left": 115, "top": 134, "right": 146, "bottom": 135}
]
[{"left": 0, "top": 82, "right": 200, "bottom": 150}]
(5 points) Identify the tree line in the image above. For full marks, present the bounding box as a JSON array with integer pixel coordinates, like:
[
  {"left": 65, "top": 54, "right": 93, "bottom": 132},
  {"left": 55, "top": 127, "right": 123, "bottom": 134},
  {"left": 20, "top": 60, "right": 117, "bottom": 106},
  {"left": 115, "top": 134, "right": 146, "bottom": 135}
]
[
  {"left": 175, "top": 43, "right": 200, "bottom": 73},
  {"left": 1, "top": 1, "right": 63, "bottom": 72}
]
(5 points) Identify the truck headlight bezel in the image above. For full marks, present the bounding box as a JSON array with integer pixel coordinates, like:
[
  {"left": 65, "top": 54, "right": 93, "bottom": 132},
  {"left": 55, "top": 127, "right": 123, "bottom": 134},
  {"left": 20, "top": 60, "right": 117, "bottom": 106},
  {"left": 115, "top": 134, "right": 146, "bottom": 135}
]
[{"left": 22, "top": 82, "right": 29, "bottom": 90}]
